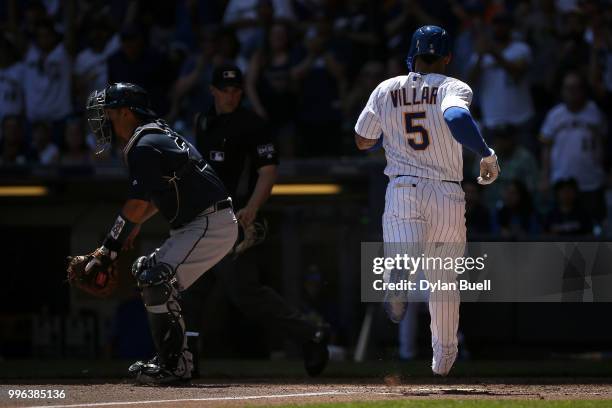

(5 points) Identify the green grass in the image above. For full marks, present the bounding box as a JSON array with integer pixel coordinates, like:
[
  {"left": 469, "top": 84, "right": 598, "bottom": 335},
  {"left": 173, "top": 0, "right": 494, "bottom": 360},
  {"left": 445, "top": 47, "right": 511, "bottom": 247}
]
[{"left": 274, "top": 401, "right": 612, "bottom": 408}]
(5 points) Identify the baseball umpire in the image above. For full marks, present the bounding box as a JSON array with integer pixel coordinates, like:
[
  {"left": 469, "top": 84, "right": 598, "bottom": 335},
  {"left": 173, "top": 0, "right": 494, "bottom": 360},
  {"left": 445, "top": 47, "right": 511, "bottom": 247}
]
[
  {"left": 69, "top": 83, "right": 238, "bottom": 384},
  {"left": 183, "top": 64, "right": 329, "bottom": 377}
]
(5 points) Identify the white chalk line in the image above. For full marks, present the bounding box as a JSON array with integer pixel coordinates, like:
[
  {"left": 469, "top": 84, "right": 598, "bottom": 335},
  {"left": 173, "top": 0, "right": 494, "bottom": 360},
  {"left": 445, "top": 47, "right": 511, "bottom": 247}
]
[{"left": 23, "top": 390, "right": 398, "bottom": 408}]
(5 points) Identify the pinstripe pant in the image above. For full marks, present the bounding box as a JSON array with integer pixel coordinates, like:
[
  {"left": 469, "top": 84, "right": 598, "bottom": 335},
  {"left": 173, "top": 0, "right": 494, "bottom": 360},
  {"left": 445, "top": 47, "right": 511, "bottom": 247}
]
[{"left": 382, "top": 175, "right": 466, "bottom": 375}]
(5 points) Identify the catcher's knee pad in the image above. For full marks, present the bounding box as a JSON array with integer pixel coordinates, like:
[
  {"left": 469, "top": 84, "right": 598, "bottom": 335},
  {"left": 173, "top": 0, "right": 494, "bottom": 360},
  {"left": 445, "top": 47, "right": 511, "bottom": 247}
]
[
  {"left": 131, "top": 256, "right": 149, "bottom": 279},
  {"left": 134, "top": 262, "right": 177, "bottom": 310}
]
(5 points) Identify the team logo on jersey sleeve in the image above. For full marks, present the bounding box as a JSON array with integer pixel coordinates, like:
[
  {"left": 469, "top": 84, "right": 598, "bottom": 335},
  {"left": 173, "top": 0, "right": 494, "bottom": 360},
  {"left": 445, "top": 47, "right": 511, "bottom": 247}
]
[{"left": 257, "top": 144, "right": 276, "bottom": 159}]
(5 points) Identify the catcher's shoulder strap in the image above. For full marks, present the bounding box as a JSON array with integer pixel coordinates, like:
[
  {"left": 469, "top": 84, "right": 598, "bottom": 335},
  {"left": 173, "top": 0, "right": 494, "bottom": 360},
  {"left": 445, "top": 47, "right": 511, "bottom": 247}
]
[{"left": 122, "top": 120, "right": 171, "bottom": 160}]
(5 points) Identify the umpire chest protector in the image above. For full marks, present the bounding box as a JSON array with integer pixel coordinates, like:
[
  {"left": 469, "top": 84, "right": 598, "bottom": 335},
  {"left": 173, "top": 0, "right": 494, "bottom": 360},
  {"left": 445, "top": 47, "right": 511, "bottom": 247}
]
[
  {"left": 194, "top": 107, "right": 279, "bottom": 201},
  {"left": 123, "top": 120, "right": 228, "bottom": 229}
]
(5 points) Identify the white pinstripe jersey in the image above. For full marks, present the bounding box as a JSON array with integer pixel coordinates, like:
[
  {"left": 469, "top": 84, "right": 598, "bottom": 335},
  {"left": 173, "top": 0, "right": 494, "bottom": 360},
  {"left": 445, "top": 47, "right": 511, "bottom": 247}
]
[{"left": 355, "top": 73, "right": 473, "bottom": 181}]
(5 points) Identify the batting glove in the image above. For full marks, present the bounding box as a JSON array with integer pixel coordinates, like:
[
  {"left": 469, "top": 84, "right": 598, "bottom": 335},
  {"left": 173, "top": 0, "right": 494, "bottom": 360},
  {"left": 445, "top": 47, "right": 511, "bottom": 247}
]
[{"left": 477, "top": 149, "right": 500, "bottom": 185}]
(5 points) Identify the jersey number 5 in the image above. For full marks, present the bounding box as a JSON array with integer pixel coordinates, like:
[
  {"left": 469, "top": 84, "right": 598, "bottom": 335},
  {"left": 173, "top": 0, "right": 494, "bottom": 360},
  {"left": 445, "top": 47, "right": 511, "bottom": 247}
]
[{"left": 404, "top": 112, "right": 429, "bottom": 150}]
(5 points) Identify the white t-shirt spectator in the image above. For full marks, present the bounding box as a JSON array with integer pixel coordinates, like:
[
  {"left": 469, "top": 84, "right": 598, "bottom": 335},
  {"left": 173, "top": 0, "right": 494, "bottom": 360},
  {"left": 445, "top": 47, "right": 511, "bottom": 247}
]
[
  {"left": 0, "top": 62, "right": 24, "bottom": 122},
  {"left": 74, "top": 34, "right": 121, "bottom": 96},
  {"left": 23, "top": 43, "right": 72, "bottom": 121},
  {"left": 470, "top": 41, "right": 535, "bottom": 128},
  {"left": 541, "top": 100, "right": 607, "bottom": 191}
]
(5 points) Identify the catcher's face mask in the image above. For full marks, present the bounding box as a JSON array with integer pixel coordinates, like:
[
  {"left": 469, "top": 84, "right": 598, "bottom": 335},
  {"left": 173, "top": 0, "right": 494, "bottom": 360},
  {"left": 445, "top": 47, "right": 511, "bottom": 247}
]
[{"left": 86, "top": 89, "right": 113, "bottom": 154}]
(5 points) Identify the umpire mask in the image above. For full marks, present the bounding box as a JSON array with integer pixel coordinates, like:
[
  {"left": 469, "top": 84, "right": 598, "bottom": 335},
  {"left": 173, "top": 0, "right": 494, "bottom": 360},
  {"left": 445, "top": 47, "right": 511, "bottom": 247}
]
[{"left": 86, "top": 89, "right": 113, "bottom": 154}]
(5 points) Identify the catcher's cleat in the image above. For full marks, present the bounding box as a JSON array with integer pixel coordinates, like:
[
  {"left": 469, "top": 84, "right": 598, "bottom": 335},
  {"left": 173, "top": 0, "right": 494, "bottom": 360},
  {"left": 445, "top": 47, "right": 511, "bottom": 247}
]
[
  {"left": 128, "top": 355, "right": 160, "bottom": 376},
  {"left": 135, "top": 368, "right": 191, "bottom": 386},
  {"left": 303, "top": 325, "right": 330, "bottom": 377},
  {"left": 130, "top": 353, "right": 192, "bottom": 385}
]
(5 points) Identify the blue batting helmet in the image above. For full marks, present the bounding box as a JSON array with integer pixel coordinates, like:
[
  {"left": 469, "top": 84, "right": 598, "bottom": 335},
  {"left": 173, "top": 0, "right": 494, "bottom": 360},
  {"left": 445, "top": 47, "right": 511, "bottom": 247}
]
[{"left": 406, "top": 25, "right": 450, "bottom": 72}]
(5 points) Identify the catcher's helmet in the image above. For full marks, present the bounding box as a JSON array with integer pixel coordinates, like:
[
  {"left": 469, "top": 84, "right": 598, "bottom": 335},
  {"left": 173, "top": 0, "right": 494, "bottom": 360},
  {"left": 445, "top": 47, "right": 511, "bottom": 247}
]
[
  {"left": 406, "top": 25, "right": 450, "bottom": 72},
  {"left": 86, "top": 83, "right": 157, "bottom": 154}
]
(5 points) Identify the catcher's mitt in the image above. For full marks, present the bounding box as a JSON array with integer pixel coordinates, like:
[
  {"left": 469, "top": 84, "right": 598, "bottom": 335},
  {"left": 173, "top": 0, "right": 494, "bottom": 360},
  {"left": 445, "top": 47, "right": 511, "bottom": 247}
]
[{"left": 66, "top": 249, "right": 118, "bottom": 298}]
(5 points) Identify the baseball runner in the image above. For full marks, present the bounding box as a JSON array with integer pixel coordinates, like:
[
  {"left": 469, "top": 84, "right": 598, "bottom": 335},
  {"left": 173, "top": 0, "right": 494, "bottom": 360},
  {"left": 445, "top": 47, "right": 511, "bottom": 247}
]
[
  {"left": 68, "top": 83, "right": 237, "bottom": 384},
  {"left": 355, "top": 26, "right": 500, "bottom": 376}
]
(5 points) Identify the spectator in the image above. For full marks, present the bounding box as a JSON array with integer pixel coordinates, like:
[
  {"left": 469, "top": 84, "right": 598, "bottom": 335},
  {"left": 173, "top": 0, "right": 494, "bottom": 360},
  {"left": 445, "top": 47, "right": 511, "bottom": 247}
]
[
  {"left": 168, "top": 27, "right": 218, "bottom": 130},
  {"left": 245, "top": 22, "right": 298, "bottom": 154},
  {"left": 15, "top": 1, "right": 49, "bottom": 45},
  {"left": 332, "top": 0, "right": 384, "bottom": 77},
  {"left": 173, "top": 1, "right": 227, "bottom": 48},
  {"left": 292, "top": 18, "right": 346, "bottom": 157},
  {"left": 540, "top": 71, "right": 608, "bottom": 223},
  {"left": 554, "top": 9, "right": 590, "bottom": 88},
  {"left": 342, "top": 60, "right": 385, "bottom": 128},
  {"left": 0, "top": 115, "right": 28, "bottom": 165},
  {"left": 0, "top": 35, "right": 24, "bottom": 123},
  {"left": 386, "top": 51, "right": 406, "bottom": 78},
  {"left": 30, "top": 121, "right": 59, "bottom": 165},
  {"left": 215, "top": 27, "right": 249, "bottom": 71},
  {"left": 516, "top": 0, "right": 559, "bottom": 114},
  {"left": 245, "top": 23, "right": 296, "bottom": 121},
  {"left": 587, "top": 1, "right": 612, "bottom": 114},
  {"left": 544, "top": 178, "right": 593, "bottom": 236},
  {"left": 107, "top": 25, "right": 174, "bottom": 116},
  {"left": 467, "top": 12, "right": 535, "bottom": 152},
  {"left": 22, "top": 18, "right": 73, "bottom": 123},
  {"left": 463, "top": 180, "right": 492, "bottom": 238},
  {"left": 450, "top": 3, "right": 485, "bottom": 78},
  {"left": 61, "top": 118, "right": 91, "bottom": 166},
  {"left": 169, "top": 27, "right": 245, "bottom": 138},
  {"left": 223, "top": 0, "right": 295, "bottom": 58},
  {"left": 493, "top": 180, "right": 539, "bottom": 239},
  {"left": 74, "top": 16, "right": 120, "bottom": 109},
  {"left": 478, "top": 125, "right": 539, "bottom": 208},
  {"left": 383, "top": 0, "right": 439, "bottom": 54}
]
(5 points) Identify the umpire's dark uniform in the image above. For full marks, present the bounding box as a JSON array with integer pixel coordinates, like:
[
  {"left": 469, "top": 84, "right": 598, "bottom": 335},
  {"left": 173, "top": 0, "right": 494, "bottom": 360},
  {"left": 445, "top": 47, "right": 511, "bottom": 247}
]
[{"left": 182, "top": 65, "right": 326, "bottom": 376}]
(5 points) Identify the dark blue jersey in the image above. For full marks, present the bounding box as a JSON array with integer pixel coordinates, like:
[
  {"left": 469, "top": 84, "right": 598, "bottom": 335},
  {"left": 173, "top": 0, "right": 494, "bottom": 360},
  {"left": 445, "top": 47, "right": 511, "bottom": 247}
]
[{"left": 124, "top": 120, "right": 228, "bottom": 229}]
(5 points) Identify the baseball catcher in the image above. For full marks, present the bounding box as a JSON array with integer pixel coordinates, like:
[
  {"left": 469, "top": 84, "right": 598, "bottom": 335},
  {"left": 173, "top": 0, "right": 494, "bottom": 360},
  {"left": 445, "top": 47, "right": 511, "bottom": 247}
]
[{"left": 67, "top": 83, "right": 237, "bottom": 385}]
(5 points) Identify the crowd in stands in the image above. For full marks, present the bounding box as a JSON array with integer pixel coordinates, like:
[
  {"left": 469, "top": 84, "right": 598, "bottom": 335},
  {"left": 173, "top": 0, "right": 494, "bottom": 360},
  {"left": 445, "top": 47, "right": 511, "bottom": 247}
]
[{"left": 0, "top": 0, "right": 611, "bottom": 237}]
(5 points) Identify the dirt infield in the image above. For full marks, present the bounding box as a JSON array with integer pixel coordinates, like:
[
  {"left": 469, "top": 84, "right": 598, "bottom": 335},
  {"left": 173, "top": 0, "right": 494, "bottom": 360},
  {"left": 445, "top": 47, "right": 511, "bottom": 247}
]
[{"left": 2, "top": 379, "right": 612, "bottom": 408}]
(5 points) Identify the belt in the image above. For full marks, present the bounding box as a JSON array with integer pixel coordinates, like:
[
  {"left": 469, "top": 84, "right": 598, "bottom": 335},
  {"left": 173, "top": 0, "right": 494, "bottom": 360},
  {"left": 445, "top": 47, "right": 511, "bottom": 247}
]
[
  {"left": 396, "top": 175, "right": 461, "bottom": 185},
  {"left": 201, "top": 197, "right": 233, "bottom": 216}
]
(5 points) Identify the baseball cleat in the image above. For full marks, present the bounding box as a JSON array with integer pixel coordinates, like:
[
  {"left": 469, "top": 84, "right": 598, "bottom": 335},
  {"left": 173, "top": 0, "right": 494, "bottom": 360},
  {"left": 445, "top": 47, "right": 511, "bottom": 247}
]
[
  {"left": 129, "top": 355, "right": 191, "bottom": 385},
  {"left": 128, "top": 355, "right": 159, "bottom": 375},
  {"left": 303, "top": 325, "right": 330, "bottom": 377},
  {"left": 135, "top": 369, "right": 191, "bottom": 386}
]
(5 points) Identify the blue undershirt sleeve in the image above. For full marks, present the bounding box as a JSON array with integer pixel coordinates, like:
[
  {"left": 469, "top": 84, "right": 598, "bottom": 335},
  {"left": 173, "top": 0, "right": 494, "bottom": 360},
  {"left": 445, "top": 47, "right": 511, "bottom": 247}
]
[{"left": 443, "top": 107, "right": 492, "bottom": 158}]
